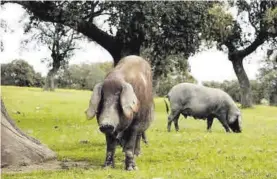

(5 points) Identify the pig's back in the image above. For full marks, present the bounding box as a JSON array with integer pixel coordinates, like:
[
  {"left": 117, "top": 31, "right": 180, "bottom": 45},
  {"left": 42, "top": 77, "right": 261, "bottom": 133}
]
[{"left": 106, "top": 55, "right": 153, "bottom": 106}]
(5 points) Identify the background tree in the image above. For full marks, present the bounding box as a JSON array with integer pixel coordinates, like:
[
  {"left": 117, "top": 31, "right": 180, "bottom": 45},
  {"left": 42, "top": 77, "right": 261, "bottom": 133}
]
[
  {"left": 1, "top": 59, "right": 44, "bottom": 87},
  {"left": 203, "top": 79, "right": 266, "bottom": 105},
  {"left": 97, "top": 62, "right": 113, "bottom": 74},
  {"left": 257, "top": 50, "right": 277, "bottom": 106},
  {"left": 152, "top": 54, "right": 196, "bottom": 96},
  {"left": 203, "top": 80, "right": 241, "bottom": 103},
  {"left": 22, "top": 21, "right": 82, "bottom": 91},
  {"left": 201, "top": 1, "right": 277, "bottom": 108},
  {"left": 56, "top": 63, "right": 110, "bottom": 90}
]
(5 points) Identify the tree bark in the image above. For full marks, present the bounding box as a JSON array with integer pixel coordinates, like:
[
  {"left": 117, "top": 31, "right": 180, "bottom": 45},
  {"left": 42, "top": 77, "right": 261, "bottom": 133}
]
[
  {"left": 44, "top": 49, "right": 62, "bottom": 91},
  {"left": 44, "top": 68, "right": 58, "bottom": 91},
  {"left": 231, "top": 58, "right": 253, "bottom": 108},
  {"left": 1, "top": 99, "right": 56, "bottom": 168}
]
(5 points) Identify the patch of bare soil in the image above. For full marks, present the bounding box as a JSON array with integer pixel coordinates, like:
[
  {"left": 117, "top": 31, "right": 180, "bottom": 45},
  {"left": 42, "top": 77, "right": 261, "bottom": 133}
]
[{"left": 2, "top": 160, "right": 96, "bottom": 174}]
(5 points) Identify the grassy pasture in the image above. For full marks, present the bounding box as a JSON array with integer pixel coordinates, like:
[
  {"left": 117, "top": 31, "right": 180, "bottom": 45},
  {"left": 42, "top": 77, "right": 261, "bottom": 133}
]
[{"left": 1, "top": 86, "right": 277, "bottom": 179}]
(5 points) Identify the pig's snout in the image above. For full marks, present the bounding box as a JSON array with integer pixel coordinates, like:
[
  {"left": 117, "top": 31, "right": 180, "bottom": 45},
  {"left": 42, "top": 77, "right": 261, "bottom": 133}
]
[{"left": 99, "top": 125, "right": 115, "bottom": 134}]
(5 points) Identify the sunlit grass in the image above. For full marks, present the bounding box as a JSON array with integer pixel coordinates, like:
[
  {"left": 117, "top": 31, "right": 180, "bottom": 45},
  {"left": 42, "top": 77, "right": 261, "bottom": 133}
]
[{"left": 2, "top": 86, "right": 277, "bottom": 179}]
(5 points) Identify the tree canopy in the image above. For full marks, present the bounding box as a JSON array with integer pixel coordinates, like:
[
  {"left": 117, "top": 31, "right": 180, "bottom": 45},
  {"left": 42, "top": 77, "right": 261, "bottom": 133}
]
[{"left": 6, "top": 1, "right": 217, "bottom": 79}]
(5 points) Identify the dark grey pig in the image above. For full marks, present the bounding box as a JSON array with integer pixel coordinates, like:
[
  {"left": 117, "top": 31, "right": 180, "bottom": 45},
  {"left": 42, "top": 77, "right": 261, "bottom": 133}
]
[
  {"left": 85, "top": 55, "right": 154, "bottom": 171},
  {"left": 164, "top": 83, "right": 242, "bottom": 133}
]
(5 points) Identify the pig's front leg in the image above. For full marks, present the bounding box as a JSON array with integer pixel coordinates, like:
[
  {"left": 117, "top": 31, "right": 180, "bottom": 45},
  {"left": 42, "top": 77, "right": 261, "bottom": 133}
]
[
  {"left": 124, "top": 130, "right": 138, "bottom": 171},
  {"left": 104, "top": 134, "right": 117, "bottom": 168}
]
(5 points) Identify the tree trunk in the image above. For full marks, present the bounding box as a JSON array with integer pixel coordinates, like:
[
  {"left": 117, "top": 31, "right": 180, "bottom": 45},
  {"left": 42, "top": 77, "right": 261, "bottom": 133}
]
[
  {"left": 111, "top": 40, "right": 142, "bottom": 66},
  {"left": 269, "top": 92, "right": 277, "bottom": 106},
  {"left": 109, "top": 44, "right": 141, "bottom": 66},
  {"left": 109, "top": 47, "right": 122, "bottom": 66},
  {"left": 1, "top": 99, "right": 56, "bottom": 168},
  {"left": 113, "top": 26, "right": 144, "bottom": 66},
  {"left": 231, "top": 58, "right": 253, "bottom": 108},
  {"left": 44, "top": 68, "right": 58, "bottom": 91}
]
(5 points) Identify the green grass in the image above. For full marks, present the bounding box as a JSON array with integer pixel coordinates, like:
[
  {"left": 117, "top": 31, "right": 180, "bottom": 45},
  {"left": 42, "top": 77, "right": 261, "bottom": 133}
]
[{"left": 1, "top": 86, "right": 277, "bottom": 179}]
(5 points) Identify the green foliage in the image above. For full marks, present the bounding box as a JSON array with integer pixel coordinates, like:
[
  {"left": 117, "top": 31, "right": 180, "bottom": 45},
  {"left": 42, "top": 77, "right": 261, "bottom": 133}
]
[
  {"left": 56, "top": 62, "right": 112, "bottom": 90},
  {"left": 202, "top": 4, "right": 238, "bottom": 49},
  {"left": 203, "top": 80, "right": 241, "bottom": 103},
  {"left": 21, "top": 16, "right": 84, "bottom": 91},
  {"left": 264, "top": 7, "right": 277, "bottom": 24},
  {"left": 97, "top": 62, "right": 113, "bottom": 74},
  {"left": 22, "top": 22, "right": 83, "bottom": 69},
  {"left": 202, "top": 1, "right": 277, "bottom": 51},
  {"left": 203, "top": 80, "right": 264, "bottom": 104},
  {"left": 1, "top": 59, "right": 44, "bottom": 87},
  {"left": 138, "top": 2, "right": 217, "bottom": 78},
  {"left": 257, "top": 53, "right": 277, "bottom": 105},
  {"left": 250, "top": 80, "right": 264, "bottom": 105},
  {"left": 155, "top": 74, "right": 196, "bottom": 97},
  {"left": 154, "top": 54, "right": 196, "bottom": 96},
  {"left": 2, "top": 86, "right": 277, "bottom": 178}
]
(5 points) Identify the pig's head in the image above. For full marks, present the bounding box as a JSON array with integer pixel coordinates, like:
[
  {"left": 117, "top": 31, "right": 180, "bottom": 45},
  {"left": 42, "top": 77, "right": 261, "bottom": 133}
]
[
  {"left": 85, "top": 79, "right": 139, "bottom": 134},
  {"left": 228, "top": 110, "right": 242, "bottom": 133}
]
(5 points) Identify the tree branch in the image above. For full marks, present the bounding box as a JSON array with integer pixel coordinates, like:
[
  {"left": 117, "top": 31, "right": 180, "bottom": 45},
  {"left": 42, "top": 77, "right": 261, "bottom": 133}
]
[
  {"left": 247, "top": 10, "right": 258, "bottom": 33},
  {"left": 237, "top": 32, "right": 267, "bottom": 58},
  {"left": 10, "top": 1, "right": 119, "bottom": 58}
]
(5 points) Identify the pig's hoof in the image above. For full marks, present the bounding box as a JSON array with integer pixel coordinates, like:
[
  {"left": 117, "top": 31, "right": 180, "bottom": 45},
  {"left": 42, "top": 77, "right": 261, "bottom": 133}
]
[
  {"left": 125, "top": 161, "right": 138, "bottom": 171},
  {"left": 126, "top": 165, "right": 138, "bottom": 171},
  {"left": 103, "top": 162, "right": 114, "bottom": 169},
  {"left": 134, "top": 150, "right": 141, "bottom": 157}
]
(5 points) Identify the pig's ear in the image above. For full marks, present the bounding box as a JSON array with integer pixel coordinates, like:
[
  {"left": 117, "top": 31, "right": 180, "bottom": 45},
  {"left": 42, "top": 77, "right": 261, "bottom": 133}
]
[
  {"left": 120, "top": 82, "right": 139, "bottom": 119},
  {"left": 88, "top": 82, "right": 103, "bottom": 119}
]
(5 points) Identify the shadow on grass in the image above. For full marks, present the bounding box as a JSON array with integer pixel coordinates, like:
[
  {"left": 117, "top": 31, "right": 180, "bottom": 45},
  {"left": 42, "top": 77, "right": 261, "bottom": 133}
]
[
  {"left": 53, "top": 141, "right": 132, "bottom": 169},
  {"left": 1, "top": 160, "right": 104, "bottom": 175}
]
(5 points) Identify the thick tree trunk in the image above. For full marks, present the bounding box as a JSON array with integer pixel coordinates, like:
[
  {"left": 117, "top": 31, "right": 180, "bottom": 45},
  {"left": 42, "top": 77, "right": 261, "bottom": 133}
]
[
  {"left": 112, "top": 39, "right": 142, "bottom": 66},
  {"left": 109, "top": 47, "right": 122, "bottom": 66},
  {"left": 110, "top": 43, "right": 141, "bottom": 66},
  {"left": 231, "top": 58, "right": 253, "bottom": 108},
  {"left": 1, "top": 99, "right": 56, "bottom": 168}
]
